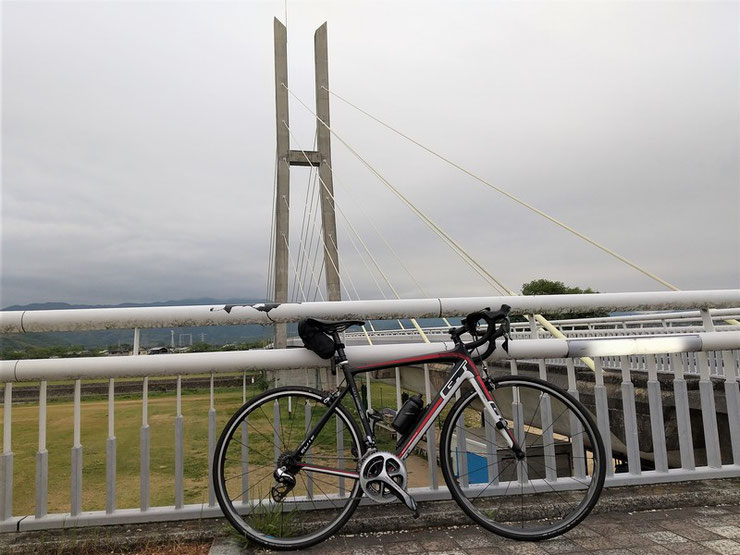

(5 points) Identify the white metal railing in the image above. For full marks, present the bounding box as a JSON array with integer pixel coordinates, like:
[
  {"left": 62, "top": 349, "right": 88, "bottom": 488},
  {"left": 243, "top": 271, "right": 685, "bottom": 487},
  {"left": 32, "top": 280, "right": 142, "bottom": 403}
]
[
  {"left": 344, "top": 308, "right": 740, "bottom": 376},
  {"left": 1, "top": 290, "right": 739, "bottom": 532}
]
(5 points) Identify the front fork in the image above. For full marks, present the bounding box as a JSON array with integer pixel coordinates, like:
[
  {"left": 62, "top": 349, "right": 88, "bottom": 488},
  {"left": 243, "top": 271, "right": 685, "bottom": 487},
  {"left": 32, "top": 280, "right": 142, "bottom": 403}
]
[{"left": 475, "top": 378, "right": 525, "bottom": 460}]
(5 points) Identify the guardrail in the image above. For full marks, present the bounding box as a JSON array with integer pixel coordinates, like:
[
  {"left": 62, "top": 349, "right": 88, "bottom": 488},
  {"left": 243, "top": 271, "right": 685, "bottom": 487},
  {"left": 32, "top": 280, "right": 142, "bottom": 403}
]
[
  {"left": 1, "top": 290, "right": 739, "bottom": 532},
  {"left": 344, "top": 308, "right": 740, "bottom": 376}
]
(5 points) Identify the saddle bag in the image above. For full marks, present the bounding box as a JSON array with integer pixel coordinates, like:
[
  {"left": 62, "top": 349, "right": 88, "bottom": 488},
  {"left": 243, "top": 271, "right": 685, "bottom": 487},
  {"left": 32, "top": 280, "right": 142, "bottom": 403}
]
[{"left": 298, "top": 319, "right": 336, "bottom": 359}]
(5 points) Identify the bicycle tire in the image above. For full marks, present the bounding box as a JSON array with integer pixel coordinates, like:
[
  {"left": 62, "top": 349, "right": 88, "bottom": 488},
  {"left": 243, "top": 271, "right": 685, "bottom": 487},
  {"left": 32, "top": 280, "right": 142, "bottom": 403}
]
[
  {"left": 440, "top": 375, "right": 606, "bottom": 541},
  {"left": 213, "top": 386, "right": 364, "bottom": 550}
]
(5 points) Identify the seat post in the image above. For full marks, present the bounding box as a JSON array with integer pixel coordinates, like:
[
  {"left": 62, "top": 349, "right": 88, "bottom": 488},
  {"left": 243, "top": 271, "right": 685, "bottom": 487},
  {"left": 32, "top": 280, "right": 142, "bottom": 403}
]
[{"left": 332, "top": 331, "right": 348, "bottom": 365}]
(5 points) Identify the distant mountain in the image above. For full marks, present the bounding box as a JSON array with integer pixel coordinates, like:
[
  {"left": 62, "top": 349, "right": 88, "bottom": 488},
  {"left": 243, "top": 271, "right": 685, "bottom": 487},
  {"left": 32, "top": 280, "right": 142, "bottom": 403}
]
[
  {"left": 2, "top": 297, "right": 261, "bottom": 311},
  {"left": 1, "top": 298, "right": 274, "bottom": 350}
]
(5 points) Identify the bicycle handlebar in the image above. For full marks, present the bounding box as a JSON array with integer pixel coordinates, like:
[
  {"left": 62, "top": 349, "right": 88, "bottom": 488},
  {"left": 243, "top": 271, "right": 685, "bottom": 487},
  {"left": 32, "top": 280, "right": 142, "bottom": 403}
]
[{"left": 450, "top": 304, "right": 511, "bottom": 362}]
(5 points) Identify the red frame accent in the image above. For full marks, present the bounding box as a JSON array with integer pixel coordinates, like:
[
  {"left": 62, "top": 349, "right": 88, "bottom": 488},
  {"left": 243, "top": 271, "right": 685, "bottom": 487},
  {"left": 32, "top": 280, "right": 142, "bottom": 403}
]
[
  {"left": 295, "top": 346, "right": 497, "bottom": 476},
  {"left": 354, "top": 350, "right": 467, "bottom": 372}
]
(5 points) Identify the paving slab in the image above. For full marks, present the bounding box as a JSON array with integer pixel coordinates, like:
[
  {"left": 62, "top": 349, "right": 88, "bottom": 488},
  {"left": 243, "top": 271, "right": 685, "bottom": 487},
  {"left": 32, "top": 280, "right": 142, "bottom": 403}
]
[
  {"left": 201, "top": 504, "right": 740, "bottom": 555},
  {"left": 2, "top": 479, "right": 740, "bottom": 554}
]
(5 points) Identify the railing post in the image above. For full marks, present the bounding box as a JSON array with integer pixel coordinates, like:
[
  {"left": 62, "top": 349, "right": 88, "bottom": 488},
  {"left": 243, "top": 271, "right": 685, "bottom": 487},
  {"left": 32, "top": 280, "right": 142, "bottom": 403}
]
[
  {"left": 528, "top": 316, "right": 556, "bottom": 481},
  {"left": 722, "top": 349, "right": 740, "bottom": 465},
  {"left": 70, "top": 379, "right": 82, "bottom": 516},
  {"left": 106, "top": 378, "right": 116, "bottom": 514},
  {"left": 565, "top": 358, "right": 586, "bottom": 478},
  {"left": 593, "top": 358, "right": 614, "bottom": 476},
  {"left": 671, "top": 352, "right": 696, "bottom": 470},
  {"left": 1, "top": 383, "right": 13, "bottom": 521},
  {"left": 140, "top": 375, "right": 150, "bottom": 511},
  {"left": 696, "top": 310, "right": 722, "bottom": 468},
  {"left": 175, "top": 375, "right": 184, "bottom": 510},
  {"left": 423, "top": 364, "right": 438, "bottom": 489},
  {"left": 239, "top": 372, "right": 250, "bottom": 505},
  {"left": 645, "top": 354, "right": 668, "bottom": 473},
  {"left": 619, "top": 355, "right": 641, "bottom": 475},
  {"left": 208, "top": 373, "right": 216, "bottom": 507},
  {"left": 35, "top": 381, "right": 48, "bottom": 519},
  {"left": 335, "top": 369, "right": 345, "bottom": 496},
  {"left": 304, "top": 399, "right": 312, "bottom": 499},
  {"left": 700, "top": 310, "right": 740, "bottom": 465}
]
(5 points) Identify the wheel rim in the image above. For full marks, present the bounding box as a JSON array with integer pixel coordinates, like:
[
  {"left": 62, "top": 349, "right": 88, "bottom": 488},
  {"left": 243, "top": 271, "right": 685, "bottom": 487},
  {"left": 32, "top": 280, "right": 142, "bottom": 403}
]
[
  {"left": 443, "top": 378, "right": 604, "bottom": 539},
  {"left": 215, "top": 389, "right": 362, "bottom": 547}
]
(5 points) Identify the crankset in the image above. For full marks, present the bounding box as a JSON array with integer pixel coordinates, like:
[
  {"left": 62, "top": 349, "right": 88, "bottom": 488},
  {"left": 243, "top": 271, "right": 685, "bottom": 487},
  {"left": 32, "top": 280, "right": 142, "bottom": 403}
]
[{"left": 359, "top": 451, "right": 419, "bottom": 518}]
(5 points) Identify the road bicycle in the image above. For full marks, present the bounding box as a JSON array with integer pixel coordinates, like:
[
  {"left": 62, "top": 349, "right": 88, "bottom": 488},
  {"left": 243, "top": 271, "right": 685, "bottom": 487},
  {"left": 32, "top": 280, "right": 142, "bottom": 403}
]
[{"left": 213, "top": 305, "right": 606, "bottom": 550}]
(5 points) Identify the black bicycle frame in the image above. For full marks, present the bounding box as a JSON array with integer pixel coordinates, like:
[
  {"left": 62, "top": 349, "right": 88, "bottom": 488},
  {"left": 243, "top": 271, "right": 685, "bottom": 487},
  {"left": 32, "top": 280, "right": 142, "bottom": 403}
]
[{"left": 293, "top": 343, "right": 517, "bottom": 479}]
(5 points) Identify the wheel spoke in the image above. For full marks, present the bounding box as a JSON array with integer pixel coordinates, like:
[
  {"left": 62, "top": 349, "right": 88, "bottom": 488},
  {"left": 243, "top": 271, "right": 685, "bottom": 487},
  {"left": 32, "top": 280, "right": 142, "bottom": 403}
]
[
  {"left": 214, "top": 389, "right": 361, "bottom": 549},
  {"left": 441, "top": 378, "right": 604, "bottom": 540}
]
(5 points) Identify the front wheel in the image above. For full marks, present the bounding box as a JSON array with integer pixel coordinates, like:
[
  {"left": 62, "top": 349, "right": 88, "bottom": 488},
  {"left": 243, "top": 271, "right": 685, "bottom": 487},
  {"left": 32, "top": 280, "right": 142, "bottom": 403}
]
[
  {"left": 440, "top": 376, "right": 606, "bottom": 541},
  {"left": 213, "top": 386, "right": 364, "bottom": 550}
]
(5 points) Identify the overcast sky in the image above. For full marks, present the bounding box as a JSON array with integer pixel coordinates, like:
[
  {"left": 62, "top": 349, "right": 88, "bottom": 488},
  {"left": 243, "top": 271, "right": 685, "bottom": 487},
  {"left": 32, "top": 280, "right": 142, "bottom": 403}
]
[{"left": 2, "top": 0, "right": 738, "bottom": 308}]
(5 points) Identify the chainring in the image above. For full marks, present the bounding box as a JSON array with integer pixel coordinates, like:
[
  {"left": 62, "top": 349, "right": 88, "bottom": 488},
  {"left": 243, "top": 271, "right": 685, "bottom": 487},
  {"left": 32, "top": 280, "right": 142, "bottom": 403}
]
[{"left": 359, "top": 451, "right": 408, "bottom": 503}]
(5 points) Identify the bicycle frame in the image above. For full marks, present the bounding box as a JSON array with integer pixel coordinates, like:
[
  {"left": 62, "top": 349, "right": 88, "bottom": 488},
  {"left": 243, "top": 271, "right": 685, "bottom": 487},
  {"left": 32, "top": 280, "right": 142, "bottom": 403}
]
[{"left": 294, "top": 344, "right": 517, "bottom": 480}]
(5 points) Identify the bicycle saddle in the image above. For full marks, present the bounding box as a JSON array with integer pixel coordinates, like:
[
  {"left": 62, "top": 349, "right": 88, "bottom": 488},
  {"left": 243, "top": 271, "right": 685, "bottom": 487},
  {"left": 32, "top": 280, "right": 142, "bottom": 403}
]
[{"left": 302, "top": 318, "right": 365, "bottom": 334}]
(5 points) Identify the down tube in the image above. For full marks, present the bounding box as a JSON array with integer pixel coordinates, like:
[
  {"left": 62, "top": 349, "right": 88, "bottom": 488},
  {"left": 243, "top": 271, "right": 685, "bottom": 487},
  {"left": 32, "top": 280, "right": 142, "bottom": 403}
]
[{"left": 395, "top": 357, "right": 484, "bottom": 460}]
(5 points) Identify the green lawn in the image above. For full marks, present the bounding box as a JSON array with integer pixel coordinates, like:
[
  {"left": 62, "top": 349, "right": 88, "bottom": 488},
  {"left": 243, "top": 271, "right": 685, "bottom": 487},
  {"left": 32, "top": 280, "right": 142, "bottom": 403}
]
[{"left": 1, "top": 379, "right": 407, "bottom": 516}]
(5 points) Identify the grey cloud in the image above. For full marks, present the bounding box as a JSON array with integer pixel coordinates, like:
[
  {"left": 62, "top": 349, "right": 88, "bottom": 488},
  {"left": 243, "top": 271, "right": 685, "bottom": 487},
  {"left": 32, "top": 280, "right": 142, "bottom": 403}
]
[{"left": 2, "top": 1, "right": 738, "bottom": 308}]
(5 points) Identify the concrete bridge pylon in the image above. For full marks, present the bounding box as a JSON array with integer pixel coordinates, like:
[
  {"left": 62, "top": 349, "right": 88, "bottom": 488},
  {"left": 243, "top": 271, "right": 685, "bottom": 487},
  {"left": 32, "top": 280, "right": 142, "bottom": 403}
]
[{"left": 272, "top": 19, "right": 340, "bottom": 386}]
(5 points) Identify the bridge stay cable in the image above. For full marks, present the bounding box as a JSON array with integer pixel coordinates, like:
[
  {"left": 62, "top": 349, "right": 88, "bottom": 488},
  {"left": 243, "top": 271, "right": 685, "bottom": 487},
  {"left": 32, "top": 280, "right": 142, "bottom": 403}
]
[
  {"left": 283, "top": 84, "right": 511, "bottom": 297},
  {"left": 282, "top": 125, "right": 387, "bottom": 337},
  {"left": 285, "top": 122, "right": 417, "bottom": 337},
  {"left": 303, "top": 169, "right": 325, "bottom": 297},
  {"left": 280, "top": 196, "right": 326, "bottom": 303},
  {"left": 281, "top": 233, "right": 310, "bottom": 303},
  {"left": 266, "top": 153, "right": 279, "bottom": 302},
  {"left": 284, "top": 122, "right": 392, "bottom": 303},
  {"left": 302, "top": 178, "right": 327, "bottom": 302},
  {"left": 295, "top": 168, "right": 322, "bottom": 302},
  {"left": 322, "top": 87, "right": 684, "bottom": 293},
  {"left": 291, "top": 133, "right": 320, "bottom": 302},
  {"left": 285, "top": 120, "right": 431, "bottom": 341},
  {"left": 294, "top": 168, "right": 319, "bottom": 301},
  {"left": 325, "top": 159, "right": 452, "bottom": 328},
  {"left": 284, "top": 85, "right": 599, "bottom": 368},
  {"left": 324, "top": 88, "right": 740, "bottom": 329}
]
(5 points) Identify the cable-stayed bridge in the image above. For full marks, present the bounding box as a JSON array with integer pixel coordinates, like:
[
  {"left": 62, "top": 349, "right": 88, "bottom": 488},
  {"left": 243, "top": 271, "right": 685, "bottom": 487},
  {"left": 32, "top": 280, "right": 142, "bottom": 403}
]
[{"left": 0, "top": 19, "right": 738, "bottom": 536}]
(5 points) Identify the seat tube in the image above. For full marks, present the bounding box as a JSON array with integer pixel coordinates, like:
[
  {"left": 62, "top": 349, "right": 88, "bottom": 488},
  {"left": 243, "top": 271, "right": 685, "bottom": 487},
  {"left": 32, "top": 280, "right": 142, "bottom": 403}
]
[{"left": 345, "top": 366, "right": 374, "bottom": 443}]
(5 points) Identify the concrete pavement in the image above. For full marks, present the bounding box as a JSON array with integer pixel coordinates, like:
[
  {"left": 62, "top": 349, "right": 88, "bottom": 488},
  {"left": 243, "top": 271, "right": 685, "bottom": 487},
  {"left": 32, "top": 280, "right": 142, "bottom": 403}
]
[{"left": 211, "top": 503, "right": 740, "bottom": 554}]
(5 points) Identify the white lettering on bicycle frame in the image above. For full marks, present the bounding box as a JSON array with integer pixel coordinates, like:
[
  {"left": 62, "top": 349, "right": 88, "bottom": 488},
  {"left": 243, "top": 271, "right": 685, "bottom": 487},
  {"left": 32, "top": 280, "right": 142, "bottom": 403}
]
[{"left": 441, "top": 360, "right": 473, "bottom": 398}]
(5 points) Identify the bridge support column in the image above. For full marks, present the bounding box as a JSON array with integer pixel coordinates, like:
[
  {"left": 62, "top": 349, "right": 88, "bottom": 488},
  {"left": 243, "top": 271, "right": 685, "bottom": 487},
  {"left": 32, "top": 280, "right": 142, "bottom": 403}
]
[
  {"left": 271, "top": 19, "right": 340, "bottom": 388},
  {"left": 272, "top": 17, "right": 290, "bottom": 352},
  {"left": 315, "top": 23, "right": 340, "bottom": 304}
]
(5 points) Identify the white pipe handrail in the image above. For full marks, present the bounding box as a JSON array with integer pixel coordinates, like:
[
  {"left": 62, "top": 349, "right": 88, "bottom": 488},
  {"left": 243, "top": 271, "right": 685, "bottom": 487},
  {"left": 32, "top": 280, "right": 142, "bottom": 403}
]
[
  {"left": 2, "top": 290, "right": 739, "bottom": 334},
  {"left": 2, "top": 331, "right": 738, "bottom": 383},
  {"left": 511, "top": 308, "right": 740, "bottom": 327}
]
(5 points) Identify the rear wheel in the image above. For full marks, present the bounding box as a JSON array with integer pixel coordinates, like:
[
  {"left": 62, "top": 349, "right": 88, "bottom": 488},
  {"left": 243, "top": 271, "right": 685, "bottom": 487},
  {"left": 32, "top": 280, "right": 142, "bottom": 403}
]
[
  {"left": 213, "top": 386, "right": 364, "bottom": 550},
  {"left": 440, "top": 376, "right": 605, "bottom": 540}
]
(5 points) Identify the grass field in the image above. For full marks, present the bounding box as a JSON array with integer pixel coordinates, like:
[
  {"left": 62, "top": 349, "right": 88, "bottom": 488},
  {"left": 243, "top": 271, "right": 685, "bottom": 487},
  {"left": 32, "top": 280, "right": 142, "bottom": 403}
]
[{"left": 1, "top": 379, "right": 413, "bottom": 517}]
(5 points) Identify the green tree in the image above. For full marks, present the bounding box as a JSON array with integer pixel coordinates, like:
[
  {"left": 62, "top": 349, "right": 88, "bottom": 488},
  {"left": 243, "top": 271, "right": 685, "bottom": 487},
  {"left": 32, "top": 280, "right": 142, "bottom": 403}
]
[{"left": 521, "top": 279, "right": 608, "bottom": 320}]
